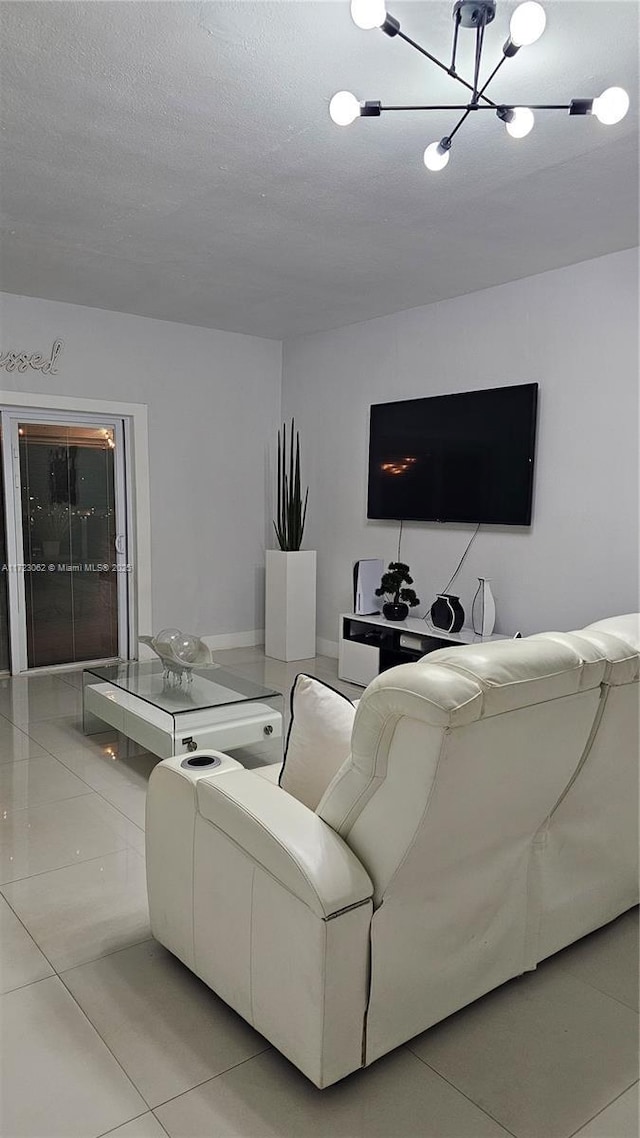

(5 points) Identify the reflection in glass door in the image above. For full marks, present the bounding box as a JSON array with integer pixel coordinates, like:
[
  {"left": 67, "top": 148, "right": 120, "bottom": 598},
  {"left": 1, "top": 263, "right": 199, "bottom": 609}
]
[{"left": 1, "top": 413, "right": 130, "bottom": 671}]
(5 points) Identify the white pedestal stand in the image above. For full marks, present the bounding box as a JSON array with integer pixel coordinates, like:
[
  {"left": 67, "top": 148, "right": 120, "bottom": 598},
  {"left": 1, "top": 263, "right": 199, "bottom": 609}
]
[{"left": 265, "top": 550, "right": 317, "bottom": 661}]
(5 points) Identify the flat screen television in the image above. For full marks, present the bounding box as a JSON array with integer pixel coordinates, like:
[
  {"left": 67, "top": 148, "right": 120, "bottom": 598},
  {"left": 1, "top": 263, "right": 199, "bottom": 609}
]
[{"left": 367, "top": 383, "right": 538, "bottom": 525}]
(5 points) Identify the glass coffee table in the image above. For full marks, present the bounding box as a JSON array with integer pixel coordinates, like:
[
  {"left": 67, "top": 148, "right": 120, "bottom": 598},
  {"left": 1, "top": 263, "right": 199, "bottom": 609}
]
[{"left": 82, "top": 660, "right": 283, "bottom": 760}]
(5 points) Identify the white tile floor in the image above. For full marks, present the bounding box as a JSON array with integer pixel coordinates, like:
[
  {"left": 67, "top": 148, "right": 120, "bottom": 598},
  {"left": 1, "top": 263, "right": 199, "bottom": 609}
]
[{"left": 0, "top": 651, "right": 637, "bottom": 1138}]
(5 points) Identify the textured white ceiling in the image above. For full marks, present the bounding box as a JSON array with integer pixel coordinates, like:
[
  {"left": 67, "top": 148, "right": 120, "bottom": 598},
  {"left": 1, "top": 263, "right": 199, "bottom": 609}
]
[{"left": 0, "top": 1, "right": 638, "bottom": 340}]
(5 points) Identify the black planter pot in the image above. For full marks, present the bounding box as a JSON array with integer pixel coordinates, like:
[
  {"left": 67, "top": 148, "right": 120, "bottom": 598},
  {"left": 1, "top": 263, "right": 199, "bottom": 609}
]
[
  {"left": 430, "top": 594, "right": 465, "bottom": 633},
  {"left": 383, "top": 602, "right": 409, "bottom": 622}
]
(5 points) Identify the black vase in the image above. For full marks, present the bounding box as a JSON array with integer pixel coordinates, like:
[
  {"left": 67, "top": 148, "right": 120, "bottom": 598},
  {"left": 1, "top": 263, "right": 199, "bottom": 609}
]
[
  {"left": 383, "top": 602, "right": 409, "bottom": 622},
  {"left": 430, "top": 594, "right": 465, "bottom": 633}
]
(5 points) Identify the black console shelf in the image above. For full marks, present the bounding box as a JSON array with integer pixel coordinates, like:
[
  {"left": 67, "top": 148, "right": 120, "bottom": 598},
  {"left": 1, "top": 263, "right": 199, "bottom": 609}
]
[{"left": 338, "top": 612, "right": 503, "bottom": 687}]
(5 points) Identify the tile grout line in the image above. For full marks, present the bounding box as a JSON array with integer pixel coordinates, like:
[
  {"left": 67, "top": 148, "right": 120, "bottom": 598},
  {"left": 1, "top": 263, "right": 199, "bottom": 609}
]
[
  {"left": 0, "top": 756, "right": 40, "bottom": 766},
  {"left": 1, "top": 786, "right": 96, "bottom": 818},
  {"left": 57, "top": 965, "right": 272, "bottom": 1120},
  {"left": 3, "top": 682, "right": 275, "bottom": 1128},
  {"left": 55, "top": 970, "right": 156, "bottom": 1114},
  {"left": 65, "top": 777, "right": 149, "bottom": 837},
  {"left": 0, "top": 892, "right": 59, "bottom": 987},
  {"left": 410, "top": 1038, "right": 640, "bottom": 1138},
  {"left": 28, "top": 725, "right": 154, "bottom": 832},
  {"left": 407, "top": 1047, "right": 519, "bottom": 1138},
  {"left": 552, "top": 959, "right": 640, "bottom": 1015},
  {"left": 3, "top": 708, "right": 85, "bottom": 732},
  {"left": 151, "top": 1046, "right": 273, "bottom": 1113},
  {"left": 56, "top": 935, "right": 155, "bottom": 978},
  {"left": 94, "top": 1108, "right": 164, "bottom": 1138},
  {"left": 564, "top": 1078, "right": 639, "bottom": 1138},
  {"left": 3, "top": 719, "right": 150, "bottom": 840},
  {"left": 3, "top": 971, "right": 151, "bottom": 1127},
  {"left": 0, "top": 840, "right": 142, "bottom": 890},
  {"left": 0, "top": 973, "right": 56, "bottom": 997},
  {"left": 151, "top": 1120, "right": 171, "bottom": 1137}
]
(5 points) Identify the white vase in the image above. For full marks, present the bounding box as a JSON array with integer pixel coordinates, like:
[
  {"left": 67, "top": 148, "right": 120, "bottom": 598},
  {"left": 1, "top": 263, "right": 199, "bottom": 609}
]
[
  {"left": 265, "top": 550, "right": 317, "bottom": 661},
  {"left": 472, "top": 577, "right": 496, "bottom": 637}
]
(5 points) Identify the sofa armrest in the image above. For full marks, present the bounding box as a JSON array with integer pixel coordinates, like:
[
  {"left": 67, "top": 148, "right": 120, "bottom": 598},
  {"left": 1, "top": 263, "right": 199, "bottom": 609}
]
[{"left": 195, "top": 768, "right": 373, "bottom": 919}]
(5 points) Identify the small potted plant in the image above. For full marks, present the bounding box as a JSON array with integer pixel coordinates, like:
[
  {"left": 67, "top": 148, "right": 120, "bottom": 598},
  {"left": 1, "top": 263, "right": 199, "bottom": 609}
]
[{"left": 376, "top": 561, "right": 420, "bottom": 622}]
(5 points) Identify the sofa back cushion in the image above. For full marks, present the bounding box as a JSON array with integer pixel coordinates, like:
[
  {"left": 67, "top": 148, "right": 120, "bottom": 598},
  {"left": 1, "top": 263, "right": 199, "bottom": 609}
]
[
  {"left": 318, "top": 636, "right": 607, "bottom": 886},
  {"left": 585, "top": 612, "right": 640, "bottom": 652},
  {"left": 317, "top": 633, "right": 613, "bottom": 1062},
  {"left": 529, "top": 618, "right": 639, "bottom": 959}
]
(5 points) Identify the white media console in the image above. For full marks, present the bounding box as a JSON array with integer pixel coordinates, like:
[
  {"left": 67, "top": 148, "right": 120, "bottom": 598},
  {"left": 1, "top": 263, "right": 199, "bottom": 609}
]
[{"left": 338, "top": 612, "right": 505, "bottom": 687}]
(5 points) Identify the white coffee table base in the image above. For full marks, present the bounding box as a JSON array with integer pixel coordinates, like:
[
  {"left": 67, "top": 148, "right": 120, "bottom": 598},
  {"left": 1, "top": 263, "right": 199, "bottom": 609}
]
[{"left": 83, "top": 680, "right": 282, "bottom": 760}]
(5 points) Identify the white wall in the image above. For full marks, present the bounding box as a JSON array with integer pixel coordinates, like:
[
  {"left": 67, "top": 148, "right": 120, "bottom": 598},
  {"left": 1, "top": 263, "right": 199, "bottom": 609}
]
[
  {"left": 3, "top": 248, "right": 638, "bottom": 658},
  {"left": 282, "top": 249, "right": 639, "bottom": 648},
  {"left": 0, "top": 293, "right": 282, "bottom": 643}
]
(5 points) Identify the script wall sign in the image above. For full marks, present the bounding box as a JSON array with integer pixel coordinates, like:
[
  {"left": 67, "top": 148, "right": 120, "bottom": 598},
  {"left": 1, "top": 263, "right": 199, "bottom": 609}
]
[{"left": 0, "top": 338, "right": 64, "bottom": 375}]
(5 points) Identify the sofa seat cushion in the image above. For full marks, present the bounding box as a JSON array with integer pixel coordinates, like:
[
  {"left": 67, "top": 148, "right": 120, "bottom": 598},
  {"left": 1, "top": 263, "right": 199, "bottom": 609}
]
[
  {"left": 279, "top": 674, "right": 356, "bottom": 811},
  {"left": 254, "top": 763, "right": 281, "bottom": 784}
]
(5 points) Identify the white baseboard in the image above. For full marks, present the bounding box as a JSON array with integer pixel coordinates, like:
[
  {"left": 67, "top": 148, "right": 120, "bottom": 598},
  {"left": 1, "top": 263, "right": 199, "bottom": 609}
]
[
  {"left": 142, "top": 631, "right": 333, "bottom": 658},
  {"left": 317, "top": 637, "right": 339, "bottom": 659},
  {"left": 202, "top": 629, "right": 265, "bottom": 651}
]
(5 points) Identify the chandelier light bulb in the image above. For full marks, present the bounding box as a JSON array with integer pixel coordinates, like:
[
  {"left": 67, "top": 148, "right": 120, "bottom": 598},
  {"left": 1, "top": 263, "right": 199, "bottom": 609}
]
[
  {"left": 329, "top": 91, "right": 361, "bottom": 126},
  {"left": 423, "top": 141, "right": 450, "bottom": 172},
  {"left": 592, "top": 87, "right": 630, "bottom": 125},
  {"left": 509, "top": 2, "right": 546, "bottom": 47},
  {"left": 350, "top": 0, "right": 387, "bottom": 30},
  {"left": 506, "top": 107, "right": 535, "bottom": 138}
]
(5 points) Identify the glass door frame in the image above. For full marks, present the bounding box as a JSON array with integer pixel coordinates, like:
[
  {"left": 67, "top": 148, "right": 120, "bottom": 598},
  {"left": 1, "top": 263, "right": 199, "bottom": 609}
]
[{"left": 1, "top": 408, "right": 134, "bottom": 674}]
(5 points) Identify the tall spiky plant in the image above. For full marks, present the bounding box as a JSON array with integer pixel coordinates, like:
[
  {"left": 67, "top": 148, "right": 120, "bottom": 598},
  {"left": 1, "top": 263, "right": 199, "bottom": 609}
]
[{"left": 273, "top": 419, "right": 308, "bottom": 551}]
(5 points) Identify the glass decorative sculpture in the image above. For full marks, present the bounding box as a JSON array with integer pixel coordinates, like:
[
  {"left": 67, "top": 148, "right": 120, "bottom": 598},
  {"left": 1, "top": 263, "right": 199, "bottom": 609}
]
[{"left": 139, "top": 630, "right": 217, "bottom": 686}]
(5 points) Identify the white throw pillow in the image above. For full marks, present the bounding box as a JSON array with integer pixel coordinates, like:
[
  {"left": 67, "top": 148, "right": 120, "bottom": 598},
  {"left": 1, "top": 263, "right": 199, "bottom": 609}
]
[{"left": 279, "top": 674, "right": 356, "bottom": 811}]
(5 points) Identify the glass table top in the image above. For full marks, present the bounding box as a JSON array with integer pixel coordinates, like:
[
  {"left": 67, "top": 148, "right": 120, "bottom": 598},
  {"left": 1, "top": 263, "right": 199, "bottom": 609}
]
[{"left": 83, "top": 660, "right": 281, "bottom": 718}]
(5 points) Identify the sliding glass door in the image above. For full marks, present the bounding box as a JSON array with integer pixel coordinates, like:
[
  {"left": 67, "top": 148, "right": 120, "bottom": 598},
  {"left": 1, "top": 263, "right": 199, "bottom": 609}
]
[
  {"left": 1, "top": 410, "right": 131, "bottom": 672},
  {"left": 0, "top": 425, "right": 10, "bottom": 672}
]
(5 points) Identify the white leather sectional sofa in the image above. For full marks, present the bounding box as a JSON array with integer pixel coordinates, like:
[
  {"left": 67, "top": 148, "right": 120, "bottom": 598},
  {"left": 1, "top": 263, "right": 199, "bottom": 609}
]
[{"left": 145, "top": 614, "right": 639, "bottom": 1088}]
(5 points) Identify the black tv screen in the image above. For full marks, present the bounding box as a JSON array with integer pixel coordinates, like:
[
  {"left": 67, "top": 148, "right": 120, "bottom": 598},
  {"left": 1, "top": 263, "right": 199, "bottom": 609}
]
[{"left": 367, "top": 383, "right": 538, "bottom": 525}]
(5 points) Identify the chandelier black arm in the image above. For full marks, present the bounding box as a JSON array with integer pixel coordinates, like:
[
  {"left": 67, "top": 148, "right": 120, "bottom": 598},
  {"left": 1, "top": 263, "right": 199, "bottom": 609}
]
[
  {"left": 447, "top": 104, "right": 474, "bottom": 142},
  {"left": 448, "top": 48, "right": 510, "bottom": 143},
  {"left": 471, "top": 22, "right": 486, "bottom": 103},
  {"left": 396, "top": 29, "right": 498, "bottom": 108},
  {"left": 371, "top": 49, "right": 512, "bottom": 141},
  {"left": 372, "top": 9, "right": 582, "bottom": 144},
  {"left": 449, "top": 8, "right": 462, "bottom": 74},
  {"left": 478, "top": 51, "right": 508, "bottom": 102},
  {"left": 377, "top": 103, "right": 573, "bottom": 112}
]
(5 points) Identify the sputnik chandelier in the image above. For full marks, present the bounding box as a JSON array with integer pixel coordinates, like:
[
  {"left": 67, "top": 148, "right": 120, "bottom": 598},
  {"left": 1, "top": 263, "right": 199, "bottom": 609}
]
[{"left": 329, "top": 0, "right": 630, "bottom": 171}]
